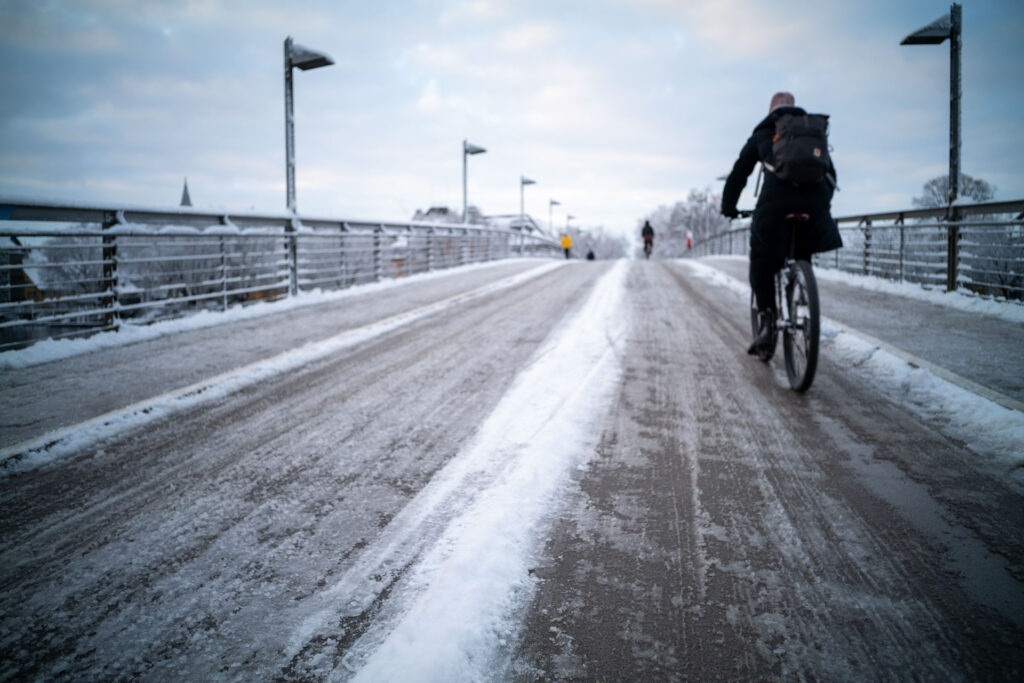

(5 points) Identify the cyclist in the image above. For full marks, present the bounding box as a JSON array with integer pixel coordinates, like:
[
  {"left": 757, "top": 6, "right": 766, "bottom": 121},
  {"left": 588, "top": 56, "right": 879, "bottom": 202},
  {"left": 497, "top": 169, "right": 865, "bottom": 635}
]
[
  {"left": 641, "top": 220, "right": 654, "bottom": 258},
  {"left": 720, "top": 91, "right": 842, "bottom": 355}
]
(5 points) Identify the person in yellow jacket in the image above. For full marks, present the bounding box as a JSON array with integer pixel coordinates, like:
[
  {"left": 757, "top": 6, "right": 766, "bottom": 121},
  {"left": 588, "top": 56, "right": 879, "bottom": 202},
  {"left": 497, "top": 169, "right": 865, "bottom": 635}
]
[{"left": 560, "top": 233, "right": 573, "bottom": 259}]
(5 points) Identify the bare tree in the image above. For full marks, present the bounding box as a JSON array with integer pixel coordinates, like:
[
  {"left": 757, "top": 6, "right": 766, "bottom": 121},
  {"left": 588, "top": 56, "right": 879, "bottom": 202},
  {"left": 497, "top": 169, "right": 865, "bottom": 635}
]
[
  {"left": 912, "top": 173, "right": 995, "bottom": 208},
  {"left": 566, "top": 226, "right": 629, "bottom": 260}
]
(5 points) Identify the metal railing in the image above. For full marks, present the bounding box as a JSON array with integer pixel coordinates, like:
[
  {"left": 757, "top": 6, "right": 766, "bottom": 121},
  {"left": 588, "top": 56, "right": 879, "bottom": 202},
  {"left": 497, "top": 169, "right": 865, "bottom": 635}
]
[
  {"left": 1, "top": 199, "right": 558, "bottom": 351},
  {"left": 687, "top": 199, "right": 1024, "bottom": 301}
]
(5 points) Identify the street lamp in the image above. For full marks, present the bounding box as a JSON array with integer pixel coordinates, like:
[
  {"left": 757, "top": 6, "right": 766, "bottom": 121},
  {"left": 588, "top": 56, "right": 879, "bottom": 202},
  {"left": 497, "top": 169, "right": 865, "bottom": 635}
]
[
  {"left": 902, "top": 3, "right": 962, "bottom": 205},
  {"left": 549, "top": 199, "right": 560, "bottom": 238},
  {"left": 284, "top": 36, "right": 334, "bottom": 213},
  {"left": 462, "top": 140, "right": 486, "bottom": 222},
  {"left": 565, "top": 214, "right": 575, "bottom": 231},
  {"left": 520, "top": 175, "right": 536, "bottom": 229}
]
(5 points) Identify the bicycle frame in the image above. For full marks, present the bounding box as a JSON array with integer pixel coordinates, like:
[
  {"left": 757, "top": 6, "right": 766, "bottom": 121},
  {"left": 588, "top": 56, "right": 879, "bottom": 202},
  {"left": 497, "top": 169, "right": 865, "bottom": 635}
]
[{"left": 748, "top": 212, "right": 820, "bottom": 392}]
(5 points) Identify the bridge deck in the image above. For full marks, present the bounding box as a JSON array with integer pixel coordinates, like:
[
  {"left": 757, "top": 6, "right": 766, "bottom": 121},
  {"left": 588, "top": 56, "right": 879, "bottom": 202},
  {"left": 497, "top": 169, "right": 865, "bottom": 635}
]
[{"left": 1, "top": 258, "right": 1022, "bottom": 680}]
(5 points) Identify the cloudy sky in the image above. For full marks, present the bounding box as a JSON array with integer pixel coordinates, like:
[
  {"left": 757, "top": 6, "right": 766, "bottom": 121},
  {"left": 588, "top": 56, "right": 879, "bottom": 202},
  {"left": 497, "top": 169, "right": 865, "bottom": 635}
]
[{"left": 1, "top": 0, "right": 1022, "bottom": 238}]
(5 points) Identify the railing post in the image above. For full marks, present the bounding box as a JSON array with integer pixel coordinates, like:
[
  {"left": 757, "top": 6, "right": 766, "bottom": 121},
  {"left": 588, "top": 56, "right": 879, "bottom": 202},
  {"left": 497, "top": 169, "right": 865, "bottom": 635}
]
[
  {"left": 286, "top": 216, "right": 299, "bottom": 296},
  {"left": 374, "top": 225, "right": 383, "bottom": 281},
  {"left": 339, "top": 224, "right": 348, "bottom": 287},
  {"left": 426, "top": 228, "right": 434, "bottom": 272},
  {"left": 897, "top": 213, "right": 905, "bottom": 283},
  {"left": 947, "top": 205, "right": 960, "bottom": 291},
  {"left": 101, "top": 211, "right": 120, "bottom": 329},
  {"left": 863, "top": 219, "right": 872, "bottom": 276},
  {"left": 219, "top": 236, "right": 228, "bottom": 311}
]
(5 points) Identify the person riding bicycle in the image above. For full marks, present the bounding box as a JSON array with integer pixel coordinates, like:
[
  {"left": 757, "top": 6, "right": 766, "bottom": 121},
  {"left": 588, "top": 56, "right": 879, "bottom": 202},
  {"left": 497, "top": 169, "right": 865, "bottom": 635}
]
[
  {"left": 641, "top": 221, "right": 654, "bottom": 257},
  {"left": 720, "top": 91, "right": 842, "bottom": 355}
]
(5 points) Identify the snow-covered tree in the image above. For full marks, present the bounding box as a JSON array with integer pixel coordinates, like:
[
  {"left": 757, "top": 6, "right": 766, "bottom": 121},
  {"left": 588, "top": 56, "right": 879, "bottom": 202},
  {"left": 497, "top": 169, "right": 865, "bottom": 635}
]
[
  {"left": 565, "top": 226, "right": 629, "bottom": 260},
  {"left": 909, "top": 174, "right": 1019, "bottom": 298},
  {"left": 912, "top": 173, "right": 995, "bottom": 208},
  {"left": 638, "top": 189, "right": 730, "bottom": 258}
]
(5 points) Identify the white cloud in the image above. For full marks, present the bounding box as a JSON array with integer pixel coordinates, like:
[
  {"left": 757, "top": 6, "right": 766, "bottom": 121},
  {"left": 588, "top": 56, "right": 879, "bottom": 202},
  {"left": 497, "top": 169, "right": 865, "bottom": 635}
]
[
  {"left": 632, "top": 0, "right": 810, "bottom": 57},
  {"left": 416, "top": 80, "right": 443, "bottom": 112},
  {"left": 439, "top": 0, "right": 509, "bottom": 24},
  {"left": 408, "top": 42, "right": 463, "bottom": 69},
  {"left": 496, "top": 22, "right": 558, "bottom": 53}
]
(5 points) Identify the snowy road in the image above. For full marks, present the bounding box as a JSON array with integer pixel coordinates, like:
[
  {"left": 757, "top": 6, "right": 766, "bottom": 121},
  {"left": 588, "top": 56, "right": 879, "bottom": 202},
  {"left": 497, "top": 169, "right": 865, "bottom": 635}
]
[{"left": 1, "top": 259, "right": 1022, "bottom": 681}]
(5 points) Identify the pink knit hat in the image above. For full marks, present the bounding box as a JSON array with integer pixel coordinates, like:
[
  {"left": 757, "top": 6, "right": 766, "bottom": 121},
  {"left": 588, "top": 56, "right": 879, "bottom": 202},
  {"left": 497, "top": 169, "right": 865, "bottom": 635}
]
[{"left": 769, "top": 91, "right": 795, "bottom": 112}]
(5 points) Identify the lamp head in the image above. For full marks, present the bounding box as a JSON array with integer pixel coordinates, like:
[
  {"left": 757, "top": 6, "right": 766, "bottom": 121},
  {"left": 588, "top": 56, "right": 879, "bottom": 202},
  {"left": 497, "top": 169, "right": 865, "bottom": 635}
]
[
  {"left": 289, "top": 42, "right": 334, "bottom": 70},
  {"left": 901, "top": 13, "right": 952, "bottom": 45}
]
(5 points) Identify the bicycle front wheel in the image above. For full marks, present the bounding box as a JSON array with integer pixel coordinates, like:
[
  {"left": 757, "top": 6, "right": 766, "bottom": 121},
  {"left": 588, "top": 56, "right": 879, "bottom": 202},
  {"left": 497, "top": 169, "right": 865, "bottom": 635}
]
[{"left": 782, "top": 260, "right": 819, "bottom": 392}]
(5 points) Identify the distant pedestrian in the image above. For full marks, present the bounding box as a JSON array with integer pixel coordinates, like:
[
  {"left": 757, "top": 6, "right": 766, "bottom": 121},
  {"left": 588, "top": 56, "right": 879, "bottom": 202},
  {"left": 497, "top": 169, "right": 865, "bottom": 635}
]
[
  {"left": 561, "top": 233, "right": 573, "bottom": 259},
  {"left": 586, "top": 249, "right": 595, "bottom": 260}
]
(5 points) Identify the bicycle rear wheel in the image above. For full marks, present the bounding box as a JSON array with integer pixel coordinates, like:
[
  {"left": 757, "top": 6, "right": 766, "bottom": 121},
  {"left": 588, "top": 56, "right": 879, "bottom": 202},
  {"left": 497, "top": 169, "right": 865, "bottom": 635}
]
[{"left": 782, "top": 260, "right": 819, "bottom": 392}]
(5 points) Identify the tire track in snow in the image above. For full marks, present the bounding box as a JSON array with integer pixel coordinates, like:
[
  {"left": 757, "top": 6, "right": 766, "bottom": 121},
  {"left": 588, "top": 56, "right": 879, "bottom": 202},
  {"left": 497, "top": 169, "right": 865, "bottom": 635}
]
[{"left": 283, "top": 261, "right": 629, "bottom": 681}]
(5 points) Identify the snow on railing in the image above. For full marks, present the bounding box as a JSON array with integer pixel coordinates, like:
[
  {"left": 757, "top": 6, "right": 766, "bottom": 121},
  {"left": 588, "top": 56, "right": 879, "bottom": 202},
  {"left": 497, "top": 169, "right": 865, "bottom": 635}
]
[
  {"left": 0, "top": 199, "right": 559, "bottom": 350},
  {"left": 686, "top": 199, "right": 1024, "bottom": 301}
]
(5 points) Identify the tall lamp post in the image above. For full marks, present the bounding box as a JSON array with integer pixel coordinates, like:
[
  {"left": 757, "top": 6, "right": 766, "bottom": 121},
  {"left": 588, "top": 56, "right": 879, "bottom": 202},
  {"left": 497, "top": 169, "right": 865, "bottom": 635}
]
[
  {"left": 462, "top": 140, "right": 486, "bottom": 222},
  {"left": 520, "top": 175, "right": 536, "bottom": 228},
  {"left": 902, "top": 3, "right": 962, "bottom": 291},
  {"left": 565, "top": 214, "right": 575, "bottom": 231},
  {"left": 901, "top": 3, "right": 962, "bottom": 205},
  {"left": 549, "top": 199, "right": 560, "bottom": 238},
  {"left": 284, "top": 36, "right": 334, "bottom": 213}
]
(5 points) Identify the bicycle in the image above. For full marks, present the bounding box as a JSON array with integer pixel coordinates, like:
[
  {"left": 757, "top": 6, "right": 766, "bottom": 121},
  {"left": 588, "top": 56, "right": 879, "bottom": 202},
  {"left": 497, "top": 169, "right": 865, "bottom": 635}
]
[
  {"left": 741, "top": 211, "right": 820, "bottom": 392},
  {"left": 643, "top": 238, "right": 653, "bottom": 259}
]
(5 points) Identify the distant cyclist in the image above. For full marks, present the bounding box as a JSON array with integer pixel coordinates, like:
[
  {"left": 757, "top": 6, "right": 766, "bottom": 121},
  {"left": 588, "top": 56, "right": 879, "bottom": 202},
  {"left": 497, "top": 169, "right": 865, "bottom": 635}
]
[
  {"left": 641, "top": 220, "right": 654, "bottom": 259},
  {"left": 721, "top": 91, "right": 842, "bottom": 355}
]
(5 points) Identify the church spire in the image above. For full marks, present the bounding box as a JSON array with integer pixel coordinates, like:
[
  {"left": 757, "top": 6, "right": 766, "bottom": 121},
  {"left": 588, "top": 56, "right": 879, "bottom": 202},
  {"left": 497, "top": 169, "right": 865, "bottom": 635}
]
[{"left": 180, "top": 177, "right": 192, "bottom": 207}]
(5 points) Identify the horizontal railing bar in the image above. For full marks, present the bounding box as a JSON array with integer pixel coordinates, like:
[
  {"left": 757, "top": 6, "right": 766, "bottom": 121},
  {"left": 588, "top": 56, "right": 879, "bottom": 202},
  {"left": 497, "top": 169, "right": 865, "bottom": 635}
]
[
  {"left": 0, "top": 259, "right": 112, "bottom": 271},
  {"left": 833, "top": 199, "right": 1024, "bottom": 224},
  {"left": 113, "top": 284, "right": 290, "bottom": 313},
  {"left": 1, "top": 198, "right": 553, "bottom": 239},
  {"left": 0, "top": 289, "right": 109, "bottom": 310},
  {"left": 0, "top": 324, "right": 118, "bottom": 352},
  {"left": 0, "top": 305, "right": 113, "bottom": 329}
]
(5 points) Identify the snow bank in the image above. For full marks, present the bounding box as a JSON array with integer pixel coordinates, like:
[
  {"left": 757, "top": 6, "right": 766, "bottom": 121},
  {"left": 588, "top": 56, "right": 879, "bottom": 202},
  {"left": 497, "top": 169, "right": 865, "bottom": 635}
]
[
  {"left": 340, "top": 261, "right": 629, "bottom": 681},
  {"left": 814, "top": 266, "right": 1024, "bottom": 324},
  {"left": 826, "top": 326, "right": 1024, "bottom": 480},
  {"left": 703, "top": 254, "right": 1024, "bottom": 323},
  {"left": 680, "top": 258, "right": 1024, "bottom": 481},
  {"left": 0, "top": 259, "right": 549, "bottom": 371}
]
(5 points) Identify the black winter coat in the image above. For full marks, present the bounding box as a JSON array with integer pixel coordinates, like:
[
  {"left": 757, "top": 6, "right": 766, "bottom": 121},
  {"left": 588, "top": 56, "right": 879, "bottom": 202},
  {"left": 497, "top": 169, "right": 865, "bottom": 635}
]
[{"left": 722, "top": 106, "right": 842, "bottom": 255}]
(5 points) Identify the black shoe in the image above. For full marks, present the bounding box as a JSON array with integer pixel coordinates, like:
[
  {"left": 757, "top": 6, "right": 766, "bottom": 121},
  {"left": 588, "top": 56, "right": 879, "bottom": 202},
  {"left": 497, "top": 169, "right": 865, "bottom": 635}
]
[{"left": 747, "top": 311, "right": 776, "bottom": 356}]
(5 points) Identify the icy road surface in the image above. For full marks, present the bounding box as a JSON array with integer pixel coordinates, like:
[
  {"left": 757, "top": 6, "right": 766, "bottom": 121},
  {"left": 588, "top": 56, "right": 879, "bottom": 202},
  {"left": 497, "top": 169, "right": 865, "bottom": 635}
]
[{"left": 1, "top": 259, "right": 1022, "bottom": 681}]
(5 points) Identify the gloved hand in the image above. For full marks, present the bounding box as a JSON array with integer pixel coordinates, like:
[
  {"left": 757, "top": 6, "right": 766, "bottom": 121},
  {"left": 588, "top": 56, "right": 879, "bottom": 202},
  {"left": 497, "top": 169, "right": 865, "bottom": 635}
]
[{"left": 721, "top": 206, "right": 738, "bottom": 219}]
